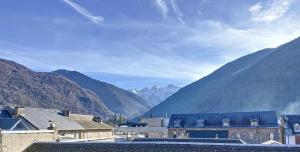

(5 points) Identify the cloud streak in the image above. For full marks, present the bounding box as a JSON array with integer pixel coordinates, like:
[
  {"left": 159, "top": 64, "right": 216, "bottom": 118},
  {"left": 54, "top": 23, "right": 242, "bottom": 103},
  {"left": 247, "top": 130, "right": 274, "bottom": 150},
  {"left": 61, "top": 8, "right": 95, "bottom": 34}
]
[
  {"left": 249, "top": 0, "right": 295, "bottom": 23},
  {"left": 63, "top": 0, "right": 104, "bottom": 24},
  {"left": 153, "top": 0, "right": 185, "bottom": 24},
  {"left": 153, "top": 0, "right": 169, "bottom": 19}
]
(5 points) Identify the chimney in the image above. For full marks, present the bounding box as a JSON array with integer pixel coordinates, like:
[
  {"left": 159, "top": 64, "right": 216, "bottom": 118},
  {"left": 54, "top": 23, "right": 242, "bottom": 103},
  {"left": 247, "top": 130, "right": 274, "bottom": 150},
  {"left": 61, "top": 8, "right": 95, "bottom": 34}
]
[
  {"left": 93, "top": 117, "right": 103, "bottom": 123},
  {"left": 62, "top": 110, "right": 70, "bottom": 117},
  {"left": 14, "top": 107, "right": 24, "bottom": 116},
  {"left": 47, "top": 120, "right": 56, "bottom": 130}
]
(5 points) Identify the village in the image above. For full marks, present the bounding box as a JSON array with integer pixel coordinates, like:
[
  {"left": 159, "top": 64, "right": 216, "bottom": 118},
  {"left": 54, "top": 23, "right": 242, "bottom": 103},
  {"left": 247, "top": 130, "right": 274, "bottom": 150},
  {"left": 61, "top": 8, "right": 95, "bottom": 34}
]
[{"left": 1, "top": 105, "right": 300, "bottom": 152}]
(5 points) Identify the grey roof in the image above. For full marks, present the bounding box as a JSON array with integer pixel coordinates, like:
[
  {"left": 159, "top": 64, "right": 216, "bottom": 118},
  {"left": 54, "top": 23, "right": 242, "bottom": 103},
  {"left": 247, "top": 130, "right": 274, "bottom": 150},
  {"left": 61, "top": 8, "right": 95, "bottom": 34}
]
[
  {"left": 168, "top": 111, "right": 278, "bottom": 128},
  {"left": 20, "top": 107, "right": 113, "bottom": 130},
  {"left": 25, "top": 142, "right": 300, "bottom": 152},
  {"left": 21, "top": 107, "right": 84, "bottom": 130}
]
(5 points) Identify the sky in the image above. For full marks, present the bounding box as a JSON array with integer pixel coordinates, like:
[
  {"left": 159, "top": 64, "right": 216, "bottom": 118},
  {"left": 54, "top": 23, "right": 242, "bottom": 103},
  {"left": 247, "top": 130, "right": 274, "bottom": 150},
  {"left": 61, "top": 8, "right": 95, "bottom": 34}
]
[{"left": 0, "top": 0, "right": 300, "bottom": 89}]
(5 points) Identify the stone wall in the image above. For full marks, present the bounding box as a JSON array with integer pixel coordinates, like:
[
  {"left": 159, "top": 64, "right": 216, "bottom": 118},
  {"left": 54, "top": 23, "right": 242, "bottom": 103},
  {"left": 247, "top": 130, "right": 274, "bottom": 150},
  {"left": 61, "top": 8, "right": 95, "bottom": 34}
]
[
  {"left": 25, "top": 142, "right": 300, "bottom": 152},
  {"left": 228, "top": 127, "right": 279, "bottom": 144},
  {"left": 0, "top": 130, "right": 56, "bottom": 152},
  {"left": 168, "top": 127, "right": 280, "bottom": 144},
  {"left": 58, "top": 129, "right": 113, "bottom": 140},
  {"left": 82, "top": 129, "right": 113, "bottom": 139}
]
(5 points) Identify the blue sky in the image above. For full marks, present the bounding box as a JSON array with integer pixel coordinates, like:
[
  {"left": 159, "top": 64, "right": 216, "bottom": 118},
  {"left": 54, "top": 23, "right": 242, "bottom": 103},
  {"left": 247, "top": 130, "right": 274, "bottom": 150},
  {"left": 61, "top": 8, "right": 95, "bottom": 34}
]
[{"left": 0, "top": 0, "right": 300, "bottom": 89}]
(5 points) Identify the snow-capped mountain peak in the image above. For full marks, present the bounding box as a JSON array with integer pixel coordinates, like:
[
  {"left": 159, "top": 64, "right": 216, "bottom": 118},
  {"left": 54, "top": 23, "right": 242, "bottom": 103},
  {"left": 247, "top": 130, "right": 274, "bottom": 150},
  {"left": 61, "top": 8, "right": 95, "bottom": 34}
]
[{"left": 130, "top": 84, "right": 180, "bottom": 107}]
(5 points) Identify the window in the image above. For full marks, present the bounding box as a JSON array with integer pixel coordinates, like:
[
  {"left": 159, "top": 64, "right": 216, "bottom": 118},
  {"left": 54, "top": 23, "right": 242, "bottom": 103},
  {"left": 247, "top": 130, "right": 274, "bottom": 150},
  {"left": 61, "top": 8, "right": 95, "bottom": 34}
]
[
  {"left": 237, "top": 133, "right": 241, "bottom": 138},
  {"left": 250, "top": 119, "right": 259, "bottom": 127},
  {"left": 174, "top": 120, "right": 182, "bottom": 128},
  {"left": 249, "top": 132, "right": 254, "bottom": 139},
  {"left": 215, "top": 133, "right": 219, "bottom": 139},
  {"left": 294, "top": 123, "right": 300, "bottom": 132},
  {"left": 269, "top": 133, "right": 274, "bottom": 140},
  {"left": 131, "top": 131, "right": 137, "bottom": 135},
  {"left": 222, "top": 118, "right": 230, "bottom": 127},
  {"left": 173, "top": 132, "right": 177, "bottom": 138},
  {"left": 196, "top": 119, "right": 205, "bottom": 127}
]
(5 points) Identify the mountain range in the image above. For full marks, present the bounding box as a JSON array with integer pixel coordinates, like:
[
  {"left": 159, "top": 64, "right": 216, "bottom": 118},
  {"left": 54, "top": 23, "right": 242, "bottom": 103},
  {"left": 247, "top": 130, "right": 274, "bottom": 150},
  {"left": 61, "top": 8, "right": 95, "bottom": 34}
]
[
  {"left": 130, "top": 85, "right": 180, "bottom": 106},
  {"left": 54, "top": 70, "right": 151, "bottom": 118},
  {"left": 0, "top": 59, "right": 151, "bottom": 119},
  {"left": 0, "top": 59, "right": 111, "bottom": 118},
  {"left": 146, "top": 36, "right": 300, "bottom": 117}
]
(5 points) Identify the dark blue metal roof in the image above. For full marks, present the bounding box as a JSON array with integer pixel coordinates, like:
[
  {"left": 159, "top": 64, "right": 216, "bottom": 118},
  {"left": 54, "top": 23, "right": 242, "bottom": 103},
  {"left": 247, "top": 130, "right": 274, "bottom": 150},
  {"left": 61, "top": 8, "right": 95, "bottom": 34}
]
[
  {"left": 168, "top": 111, "right": 278, "bottom": 128},
  {"left": 282, "top": 115, "right": 300, "bottom": 134},
  {"left": 186, "top": 130, "right": 229, "bottom": 139},
  {"left": 0, "top": 109, "right": 12, "bottom": 118},
  {"left": 0, "top": 118, "right": 20, "bottom": 130}
]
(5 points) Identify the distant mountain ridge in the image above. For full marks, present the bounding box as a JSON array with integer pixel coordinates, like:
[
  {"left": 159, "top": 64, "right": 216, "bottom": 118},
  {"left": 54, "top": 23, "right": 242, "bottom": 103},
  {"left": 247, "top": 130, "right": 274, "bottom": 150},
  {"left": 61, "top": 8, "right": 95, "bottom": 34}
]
[
  {"left": 146, "top": 36, "right": 300, "bottom": 117},
  {"left": 0, "top": 59, "right": 111, "bottom": 118},
  {"left": 54, "top": 70, "right": 151, "bottom": 118},
  {"left": 130, "top": 85, "right": 180, "bottom": 106}
]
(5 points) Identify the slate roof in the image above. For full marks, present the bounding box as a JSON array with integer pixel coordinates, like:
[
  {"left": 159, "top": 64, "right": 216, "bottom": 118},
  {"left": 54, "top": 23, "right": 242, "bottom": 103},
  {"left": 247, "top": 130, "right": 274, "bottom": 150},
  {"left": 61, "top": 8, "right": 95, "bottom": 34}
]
[
  {"left": 0, "top": 118, "right": 20, "bottom": 130},
  {"left": 281, "top": 115, "right": 300, "bottom": 135},
  {"left": 132, "top": 138, "right": 243, "bottom": 144},
  {"left": 185, "top": 130, "right": 229, "bottom": 138},
  {"left": 168, "top": 111, "right": 278, "bottom": 128},
  {"left": 24, "top": 142, "right": 300, "bottom": 152},
  {"left": 20, "top": 107, "right": 112, "bottom": 130}
]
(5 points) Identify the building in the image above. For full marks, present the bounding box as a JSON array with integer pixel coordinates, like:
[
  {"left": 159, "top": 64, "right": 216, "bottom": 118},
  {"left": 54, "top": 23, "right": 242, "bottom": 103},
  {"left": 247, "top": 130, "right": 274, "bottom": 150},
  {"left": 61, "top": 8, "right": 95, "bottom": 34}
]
[
  {"left": 281, "top": 115, "right": 300, "bottom": 144},
  {"left": 168, "top": 111, "right": 280, "bottom": 144},
  {"left": 140, "top": 117, "right": 170, "bottom": 127},
  {"left": 0, "top": 107, "right": 56, "bottom": 152},
  {"left": 114, "top": 126, "right": 168, "bottom": 141},
  {"left": 114, "top": 117, "right": 169, "bottom": 141},
  {"left": 5, "top": 106, "right": 114, "bottom": 141}
]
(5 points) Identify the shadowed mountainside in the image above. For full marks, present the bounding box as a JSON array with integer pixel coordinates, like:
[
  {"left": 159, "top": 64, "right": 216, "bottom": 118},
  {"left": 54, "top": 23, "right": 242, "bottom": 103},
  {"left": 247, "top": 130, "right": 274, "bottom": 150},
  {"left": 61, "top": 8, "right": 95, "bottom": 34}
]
[
  {"left": 0, "top": 59, "right": 111, "bottom": 118},
  {"left": 54, "top": 70, "right": 151, "bottom": 118},
  {"left": 146, "top": 36, "right": 300, "bottom": 117}
]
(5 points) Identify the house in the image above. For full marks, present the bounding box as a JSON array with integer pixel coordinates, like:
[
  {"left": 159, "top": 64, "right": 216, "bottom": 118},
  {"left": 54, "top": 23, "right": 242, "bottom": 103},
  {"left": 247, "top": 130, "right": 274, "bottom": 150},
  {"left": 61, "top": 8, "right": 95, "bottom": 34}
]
[
  {"left": 5, "top": 106, "right": 114, "bottom": 141},
  {"left": 114, "top": 117, "right": 169, "bottom": 141},
  {"left": 168, "top": 111, "right": 280, "bottom": 144},
  {"left": 140, "top": 117, "right": 170, "bottom": 127},
  {"left": 0, "top": 107, "right": 56, "bottom": 152},
  {"left": 280, "top": 115, "right": 300, "bottom": 144},
  {"left": 114, "top": 126, "right": 168, "bottom": 141}
]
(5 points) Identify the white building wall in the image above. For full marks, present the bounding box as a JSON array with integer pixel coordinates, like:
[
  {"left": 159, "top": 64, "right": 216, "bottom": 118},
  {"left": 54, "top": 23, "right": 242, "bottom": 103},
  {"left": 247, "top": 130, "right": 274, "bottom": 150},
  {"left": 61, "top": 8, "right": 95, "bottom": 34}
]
[{"left": 287, "top": 135, "right": 296, "bottom": 145}]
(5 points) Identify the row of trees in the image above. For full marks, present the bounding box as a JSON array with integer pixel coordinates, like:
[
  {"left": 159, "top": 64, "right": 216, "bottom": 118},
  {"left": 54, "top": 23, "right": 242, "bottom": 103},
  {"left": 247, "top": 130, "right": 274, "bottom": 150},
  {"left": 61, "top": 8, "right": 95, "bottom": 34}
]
[{"left": 108, "top": 113, "right": 127, "bottom": 125}]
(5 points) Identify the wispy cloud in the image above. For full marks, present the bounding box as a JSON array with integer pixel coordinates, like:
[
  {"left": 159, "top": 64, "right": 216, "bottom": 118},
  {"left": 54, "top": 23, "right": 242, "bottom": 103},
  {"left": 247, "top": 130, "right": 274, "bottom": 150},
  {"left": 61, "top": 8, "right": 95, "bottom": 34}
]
[
  {"left": 153, "top": 0, "right": 169, "bottom": 19},
  {"left": 153, "top": 0, "right": 185, "bottom": 24},
  {"left": 63, "top": 0, "right": 104, "bottom": 24},
  {"left": 170, "top": 0, "right": 185, "bottom": 24},
  {"left": 249, "top": 0, "right": 295, "bottom": 23}
]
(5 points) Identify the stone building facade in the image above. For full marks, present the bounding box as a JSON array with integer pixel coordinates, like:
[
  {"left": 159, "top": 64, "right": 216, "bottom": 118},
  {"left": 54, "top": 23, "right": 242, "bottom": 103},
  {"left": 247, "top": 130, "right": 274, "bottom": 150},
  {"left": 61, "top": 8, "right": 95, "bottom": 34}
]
[
  {"left": 0, "top": 130, "right": 56, "bottom": 152},
  {"left": 280, "top": 115, "right": 300, "bottom": 144},
  {"left": 168, "top": 111, "right": 280, "bottom": 144}
]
